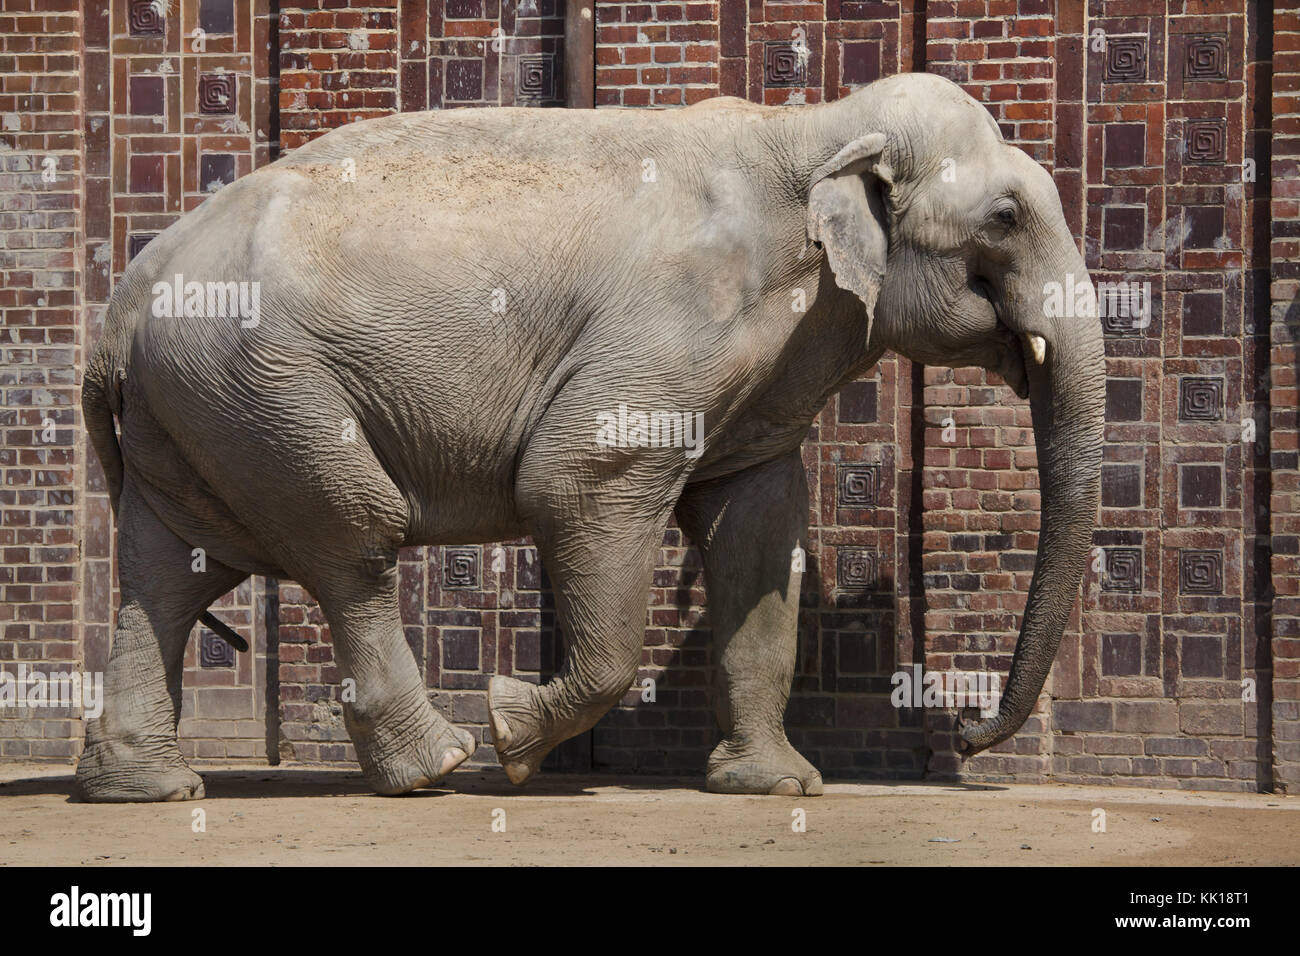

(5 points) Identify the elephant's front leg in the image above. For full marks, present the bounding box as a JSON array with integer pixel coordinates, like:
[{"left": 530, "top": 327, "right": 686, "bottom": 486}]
[{"left": 677, "top": 450, "right": 823, "bottom": 796}]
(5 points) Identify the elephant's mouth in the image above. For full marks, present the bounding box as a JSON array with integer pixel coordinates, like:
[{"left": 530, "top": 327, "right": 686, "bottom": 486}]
[{"left": 971, "top": 277, "right": 1032, "bottom": 399}]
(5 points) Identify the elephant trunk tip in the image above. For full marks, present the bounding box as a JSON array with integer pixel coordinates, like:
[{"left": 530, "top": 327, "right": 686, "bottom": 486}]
[{"left": 955, "top": 712, "right": 1009, "bottom": 760}]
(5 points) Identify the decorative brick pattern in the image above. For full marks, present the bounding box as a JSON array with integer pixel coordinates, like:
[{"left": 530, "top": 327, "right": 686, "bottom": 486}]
[
  {"left": 199, "top": 629, "right": 236, "bottom": 668},
  {"left": 1179, "top": 549, "right": 1223, "bottom": 595},
  {"left": 1104, "top": 36, "right": 1147, "bottom": 83},
  {"left": 128, "top": 0, "right": 164, "bottom": 36},
  {"left": 198, "top": 73, "right": 237, "bottom": 113},
  {"left": 442, "top": 547, "right": 481, "bottom": 589}
]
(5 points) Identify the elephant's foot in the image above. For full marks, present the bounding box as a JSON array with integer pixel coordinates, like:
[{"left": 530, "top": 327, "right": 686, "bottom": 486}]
[
  {"left": 706, "top": 734, "right": 824, "bottom": 796},
  {"left": 355, "top": 713, "right": 477, "bottom": 796},
  {"left": 76, "top": 734, "right": 206, "bottom": 803},
  {"left": 487, "top": 675, "right": 553, "bottom": 785}
]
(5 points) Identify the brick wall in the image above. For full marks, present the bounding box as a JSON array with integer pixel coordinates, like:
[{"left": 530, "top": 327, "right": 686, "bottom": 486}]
[
  {"left": 595, "top": 2, "right": 719, "bottom": 107},
  {"left": 1271, "top": 0, "right": 1300, "bottom": 793},
  {"left": 0, "top": 0, "right": 83, "bottom": 760},
  {"left": 1, "top": 0, "right": 1297, "bottom": 792}
]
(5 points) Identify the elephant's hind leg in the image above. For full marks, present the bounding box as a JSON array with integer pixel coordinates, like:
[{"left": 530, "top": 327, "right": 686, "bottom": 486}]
[
  {"left": 76, "top": 479, "right": 247, "bottom": 802},
  {"left": 676, "top": 451, "right": 824, "bottom": 797},
  {"left": 306, "top": 561, "right": 477, "bottom": 795}
]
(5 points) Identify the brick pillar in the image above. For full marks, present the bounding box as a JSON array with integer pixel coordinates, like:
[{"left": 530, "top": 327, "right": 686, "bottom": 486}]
[
  {"left": 1270, "top": 0, "right": 1300, "bottom": 793},
  {"left": 0, "top": 0, "right": 85, "bottom": 760}
]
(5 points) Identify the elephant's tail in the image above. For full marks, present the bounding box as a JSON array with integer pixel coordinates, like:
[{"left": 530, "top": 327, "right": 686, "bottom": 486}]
[{"left": 82, "top": 318, "right": 128, "bottom": 515}]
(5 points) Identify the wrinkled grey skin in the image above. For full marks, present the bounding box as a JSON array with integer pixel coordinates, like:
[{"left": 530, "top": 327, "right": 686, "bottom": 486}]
[{"left": 77, "top": 72, "right": 1103, "bottom": 802}]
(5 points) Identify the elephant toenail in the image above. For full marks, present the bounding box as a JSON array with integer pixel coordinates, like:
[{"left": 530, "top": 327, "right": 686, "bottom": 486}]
[{"left": 439, "top": 748, "right": 467, "bottom": 776}]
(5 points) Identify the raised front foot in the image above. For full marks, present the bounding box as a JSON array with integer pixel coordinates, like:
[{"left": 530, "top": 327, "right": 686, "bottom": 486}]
[
  {"left": 706, "top": 734, "right": 824, "bottom": 796},
  {"left": 488, "top": 675, "right": 552, "bottom": 785},
  {"left": 354, "top": 708, "right": 477, "bottom": 796},
  {"left": 76, "top": 733, "right": 206, "bottom": 803}
]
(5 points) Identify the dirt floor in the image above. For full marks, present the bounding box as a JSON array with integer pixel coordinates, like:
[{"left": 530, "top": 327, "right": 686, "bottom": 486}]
[{"left": 0, "top": 762, "right": 1296, "bottom": 866}]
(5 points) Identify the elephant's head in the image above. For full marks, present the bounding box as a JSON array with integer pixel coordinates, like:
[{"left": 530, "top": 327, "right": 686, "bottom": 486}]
[{"left": 803, "top": 73, "right": 1105, "bottom": 755}]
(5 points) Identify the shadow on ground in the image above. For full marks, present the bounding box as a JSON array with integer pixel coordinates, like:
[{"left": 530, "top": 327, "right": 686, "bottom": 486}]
[{"left": 0, "top": 765, "right": 1007, "bottom": 802}]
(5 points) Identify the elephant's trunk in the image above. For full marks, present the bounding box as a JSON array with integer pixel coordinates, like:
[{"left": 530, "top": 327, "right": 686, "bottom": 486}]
[{"left": 959, "top": 256, "right": 1105, "bottom": 755}]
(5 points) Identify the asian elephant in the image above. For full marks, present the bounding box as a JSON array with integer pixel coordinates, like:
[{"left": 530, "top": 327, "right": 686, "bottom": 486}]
[{"left": 77, "top": 71, "right": 1103, "bottom": 802}]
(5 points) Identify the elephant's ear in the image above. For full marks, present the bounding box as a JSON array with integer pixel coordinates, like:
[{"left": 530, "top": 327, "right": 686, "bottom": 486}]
[{"left": 806, "top": 132, "right": 892, "bottom": 345}]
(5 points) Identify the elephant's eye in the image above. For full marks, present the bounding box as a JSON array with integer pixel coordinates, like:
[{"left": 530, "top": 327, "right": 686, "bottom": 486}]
[{"left": 994, "top": 206, "right": 1017, "bottom": 228}]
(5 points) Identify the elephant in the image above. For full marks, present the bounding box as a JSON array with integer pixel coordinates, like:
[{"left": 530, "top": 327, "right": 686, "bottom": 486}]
[{"left": 76, "top": 71, "right": 1104, "bottom": 802}]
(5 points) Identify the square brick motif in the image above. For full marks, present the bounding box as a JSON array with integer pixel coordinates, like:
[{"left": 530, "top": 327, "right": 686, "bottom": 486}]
[
  {"left": 1184, "top": 34, "right": 1227, "bottom": 80},
  {"left": 836, "top": 548, "right": 878, "bottom": 590},
  {"left": 1102, "top": 464, "right": 1142, "bottom": 508},
  {"left": 129, "top": 75, "right": 165, "bottom": 116},
  {"left": 1185, "top": 206, "right": 1225, "bottom": 249},
  {"left": 1103, "top": 206, "right": 1145, "bottom": 251},
  {"left": 1105, "top": 378, "right": 1143, "bottom": 421},
  {"left": 200, "top": 154, "right": 235, "bottom": 192},
  {"left": 1101, "top": 632, "right": 1141, "bottom": 676},
  {"left": 1185, "top": 119, "right": 1226, "bottom": 164},
  {"left": 838, "top": 464, "right": 881, "bottom": 506},
  {"left": 515, "top": 631, "right": 541, "bottom": 670},
  {"left": 842, "top": 41, "right": 881, "bottom": 86},
  {"left": 1178, "top": 377, "right": 1224, "bottom": 421},
  {"left": 838, "top": 632, "right": 877, "bottom": 673},
  {"left": 1183, "top": 291, "right": 1224, "bottom": 336},
  {"left": 129, "top": 154, "right": 163, "bottom": 193},
  {"left": 199, "top": 629, "right": 235, "bottom": 668},
  {"left": 1105, "top": 124, "right": 1145, "bottom": 168},
  {"left": 1104, "top": 36, "right": 1147, "bottom": 82},
  {"left": 442, "top": 547, "right": 480, "bottom": 589},
  {"left": 128, "top": 234, "right": 157, "bottom": 260},
  {"left": 128, "top": 0, "right": 164, "bottom": 36},
  {"left": 517, "top": 56, "right": 555, "bottom": 102},
  {"left": 1179, "top": 549, "right": 1223, "bottom": 594},
  {"left": 446, "top": 60, "right": 483, "bottom": 101},
  {"left": 1179, "top": 464, "right": 1222, "bottom": 508},
  {"left": 1182, "top": 634, "right": 1222, "bottom": 677},
  {"left": 199, "top": 74, "right": 236, "bottom": 114},
  {"left": 1102, "top": 547, "right": 1142, "bottom": 592},
  {"left": 441, "top": 629, "right": 480, "bottom": 670},
  {"left": 764, "top": 41, "right": 807, "bottom": 88},
  {"left": 838, "top": 381, "right": 877, "bottom": 422},
  {"left": 199, "top": 0, "right": 235, "bottom": 35}
]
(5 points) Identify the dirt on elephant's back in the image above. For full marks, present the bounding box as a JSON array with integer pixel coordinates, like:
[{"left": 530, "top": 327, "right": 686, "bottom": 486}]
[{"left": 0, "top": 764, "right": 1295, "bottom": 866}]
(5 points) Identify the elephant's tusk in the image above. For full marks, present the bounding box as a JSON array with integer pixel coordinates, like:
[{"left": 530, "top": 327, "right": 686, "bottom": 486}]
[{"left": 1027, "top": 334, "right": 1047, "bottom": 366}]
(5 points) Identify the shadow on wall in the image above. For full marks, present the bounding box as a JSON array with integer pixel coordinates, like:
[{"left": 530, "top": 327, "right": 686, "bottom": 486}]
[{"left": 524, "top": 524, "right": 933, "bottom": 782}]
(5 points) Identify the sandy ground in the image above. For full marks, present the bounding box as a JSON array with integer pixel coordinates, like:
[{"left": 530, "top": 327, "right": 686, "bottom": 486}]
[{"left": 0, "top": 762, "right": 1295, "bottom": 866}]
